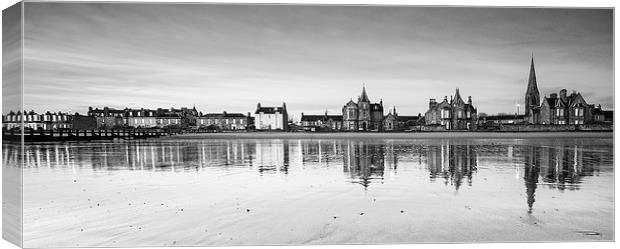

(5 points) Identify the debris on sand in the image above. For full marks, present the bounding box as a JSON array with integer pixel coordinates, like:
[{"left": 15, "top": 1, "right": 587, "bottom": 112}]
[{"left": 576, "top": 231, "right": 601, "bottom": 236}]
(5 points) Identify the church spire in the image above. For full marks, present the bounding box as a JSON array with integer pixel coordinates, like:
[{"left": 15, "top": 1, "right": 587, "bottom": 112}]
[
  {"left": 528, "top": 56, "right": 539, "bottom": 93},
  {"left": 360, "top": 84, "right": 370, "bottom": 102},
  {"left": 525, "top": 55, "right": 541, "bottom": 119}
]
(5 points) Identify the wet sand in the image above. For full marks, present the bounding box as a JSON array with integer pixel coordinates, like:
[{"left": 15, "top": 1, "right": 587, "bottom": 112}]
[{"left": 10, "top": 135, "right": 614, "bottom": 247}]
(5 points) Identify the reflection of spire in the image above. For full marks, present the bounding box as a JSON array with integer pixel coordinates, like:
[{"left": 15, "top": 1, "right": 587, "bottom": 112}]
[{"left": 524, "top": 146, "right": 540, "bottom": 213}]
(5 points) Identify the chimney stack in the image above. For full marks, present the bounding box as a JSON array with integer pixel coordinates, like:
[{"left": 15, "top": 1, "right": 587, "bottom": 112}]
[
  {"left": 429, "top": 98, "right": 437, "bottom": 109},
  {"left": 560, "top": 89, "right": 567, "bottom": 101}
]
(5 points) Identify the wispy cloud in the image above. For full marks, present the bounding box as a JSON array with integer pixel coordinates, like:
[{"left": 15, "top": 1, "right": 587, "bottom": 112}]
[{"left": 22, "top": 3, "right": 613, "bottom": 116}]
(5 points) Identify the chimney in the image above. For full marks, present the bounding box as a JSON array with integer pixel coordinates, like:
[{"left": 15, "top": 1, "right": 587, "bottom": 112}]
[
  {"left": 468, "top": 96, "right": 472, "bottom": 105},
  {"left": 560, "top": 89, "right": 567, "bottom": 101},
  {"left": 257, "top": 102, "right": 261, "bottom": 109},
  {"left": 429, "top": 98, "right": 437, "bottom": 109}
]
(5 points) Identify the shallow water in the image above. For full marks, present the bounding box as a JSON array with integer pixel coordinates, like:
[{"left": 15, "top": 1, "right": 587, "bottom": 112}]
[{"left": 3, "top": 135, "right": 614, "bottom": 247}]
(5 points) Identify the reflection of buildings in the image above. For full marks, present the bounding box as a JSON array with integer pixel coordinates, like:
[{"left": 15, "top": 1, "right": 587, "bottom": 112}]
[
  {"left": 343, "top": 141, "right": 387, "bottom": 189},
  {"left": 425, "top": 140, "right": 477, "bottom": 190},
  {"left": 521, "top": 141, "right": 607, "bottom": 213},
  {"left": 300, "top": 140, "right": 343, "bottom": 166},
  {"left": 255, "top": 140, "right": 290, "bottom": 174},
  {"left": 9, "top": 138, "right": 611, "bottom": 209}
]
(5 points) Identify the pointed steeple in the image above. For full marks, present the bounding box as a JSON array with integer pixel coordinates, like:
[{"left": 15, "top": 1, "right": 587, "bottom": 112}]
[
  {"left": 527, "top": 56, "right": 539, "bottom": 93},
  {"left": 453, "top": 88, "right": 464, "bottom": 105},
  {"left": 525, "top": 55, "right": 541, "bottom": 118},
  {"left": 360, "top": 84, "right": 370, "bottom": 102}
]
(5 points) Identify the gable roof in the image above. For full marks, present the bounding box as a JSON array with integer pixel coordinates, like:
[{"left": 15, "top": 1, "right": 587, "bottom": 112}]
[
  {"left": 453, "top": 88, "right": 465, "bottom": 106},
  {"left": 202, "top": 112, "right": 246, "bottom": 118},
  {"left": 255, "top": 107, "right": 284, "bottom": 114},
  {"left": 301, "top": 114, "right": 343, "bottom": 122}
]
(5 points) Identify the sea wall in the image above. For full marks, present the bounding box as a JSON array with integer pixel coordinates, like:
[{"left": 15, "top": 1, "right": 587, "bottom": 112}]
[{"left": 486, "top": 124, "right": 613, "bottom": 132}]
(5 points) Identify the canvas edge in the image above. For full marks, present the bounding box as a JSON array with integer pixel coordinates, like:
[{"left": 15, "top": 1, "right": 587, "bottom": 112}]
[{"left": 2, "top": 1, "right": 24, "bottom": 248}]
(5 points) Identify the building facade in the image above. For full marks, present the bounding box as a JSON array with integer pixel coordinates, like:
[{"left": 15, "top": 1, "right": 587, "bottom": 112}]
[
  {"left": 524, "top": 57, "right": 606, "bottom": 125},
  {"left": 2, "top": 111, "right": 72, "bottom": 130},
  {"left": 125, "top": 108, "right": 158, "bottom": 128},
  {"left": 300, "top": 112, "right": 343, "bottom": 131},
  {"left": 382, "top": 107, "right": 424, "bottom": 131},
  {"left": 198, "top": 112, "right": 251, "bottom": 130},
  {"left": 342, "top": 86, "right": 384, "bottom": 131},
  {"left": 87, "top": 107, "right": 125, "bottom": 128},
  {"left": 88, "top": 106, "right": 197, "bottom": 129},
  {"left": 255, "top": 103, "right": 288, "bottom": 130},
  {"left": 424, "top": 88, "right": 477, "bottom": 130}
]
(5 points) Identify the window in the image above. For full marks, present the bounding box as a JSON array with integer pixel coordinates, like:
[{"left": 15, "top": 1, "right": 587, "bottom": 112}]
[
  {"left": 441, "top": 109, "right": 450, "bottom": 119},
  {"left": 575, "top": 108, "right": 584, "bottom": 117}
]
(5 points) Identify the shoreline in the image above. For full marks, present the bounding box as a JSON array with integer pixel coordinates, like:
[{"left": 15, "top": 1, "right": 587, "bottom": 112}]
[{"left": 169, "top": 131, "right": 614, "bottom": 139}]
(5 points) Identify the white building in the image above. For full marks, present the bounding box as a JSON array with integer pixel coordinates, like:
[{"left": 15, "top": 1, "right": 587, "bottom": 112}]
[{"left": 254, "top": 103, "right": 288, "bottom": 130}]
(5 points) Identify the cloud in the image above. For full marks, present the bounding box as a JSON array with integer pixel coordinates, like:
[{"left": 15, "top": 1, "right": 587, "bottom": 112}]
[{"left": 20, "top": 3, "right": 613, "bottom": 117}]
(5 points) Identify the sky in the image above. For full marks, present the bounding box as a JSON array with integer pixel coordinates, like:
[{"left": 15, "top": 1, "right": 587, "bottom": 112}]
[{"left": 16, "top": 3, "right": 613, "bottom": 119}]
